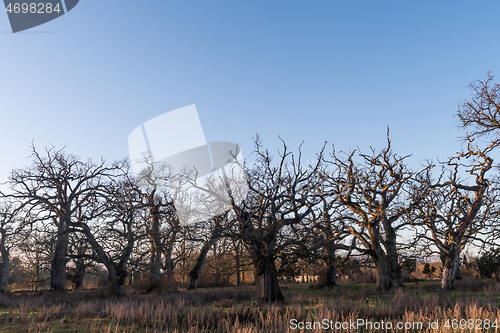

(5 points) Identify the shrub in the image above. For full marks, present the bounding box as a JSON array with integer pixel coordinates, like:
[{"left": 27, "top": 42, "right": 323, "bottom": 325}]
[
  {"left": 474, "top": 248, "right": 500, "bottom": 281},
  {"left": 422, "top": 263, "right": 436, "bottom": 278},
  {"left": 401, "top": 257, "right": 417, "bottom": 279}
]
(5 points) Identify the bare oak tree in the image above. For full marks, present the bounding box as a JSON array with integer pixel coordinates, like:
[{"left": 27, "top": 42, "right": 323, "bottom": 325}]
[
  {"left": 74, "top": 168, "right": 142, "bottom": 296},
  {"left": 411, "top": 145, "right": 494, "bottom": 290},
  {"left": 132, "top": 153, "right": 177, "bottom": 292},
  {"left": 308, "top": 176, "right": 353, "bottom": 288},
  {"left": 0, "top": 199, "right": 27, "bottom": 292},
  {"left": 324, "top": 134, "right": 429, "bottom": 290},
  {"left": 6, "top": 145, "right": 117, "bottom": 292},
  {"left": 457, "top": 72, "right": 500, "bottom": 147},
  {"left": 187, "top": 215, "right": 225, "bottom": 290},
  {"left": 229, "top": 139, "right": 321, "bottom": 302}
]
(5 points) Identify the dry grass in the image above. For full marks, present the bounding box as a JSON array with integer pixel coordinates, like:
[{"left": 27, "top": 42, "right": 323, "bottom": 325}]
[{"left": 0, "top": 279, "right": 500, "bottom": 332}]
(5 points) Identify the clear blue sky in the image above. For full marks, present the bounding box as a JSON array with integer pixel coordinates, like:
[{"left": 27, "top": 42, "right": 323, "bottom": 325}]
[{"left": 1, "top": 1, "right": 500, "bottom": 182}]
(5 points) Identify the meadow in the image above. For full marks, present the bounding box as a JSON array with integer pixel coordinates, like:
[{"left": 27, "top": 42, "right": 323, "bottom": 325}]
[{"left": 1, "top": 278, "right": 500, "bottom": 333}]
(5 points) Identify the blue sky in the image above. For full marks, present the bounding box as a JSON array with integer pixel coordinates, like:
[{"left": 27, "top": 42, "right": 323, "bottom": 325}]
[{"left": 1, "top": 1, "right": 500, "bottom": 182}]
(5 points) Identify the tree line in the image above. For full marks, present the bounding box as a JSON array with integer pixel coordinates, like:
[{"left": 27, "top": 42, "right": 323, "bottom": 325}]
[{"left": 1, "top": 74, "right": 500, "bottom": 302}]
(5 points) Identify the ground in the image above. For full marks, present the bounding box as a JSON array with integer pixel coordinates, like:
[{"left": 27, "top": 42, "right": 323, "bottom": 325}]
[{"left": 0, "top": 278, "right": 499, "bottom": 332}]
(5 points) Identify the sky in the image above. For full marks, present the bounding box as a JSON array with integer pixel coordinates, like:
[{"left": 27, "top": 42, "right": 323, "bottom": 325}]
[{"left": 1, "top": 1, "right": 500, "bottom": 183}]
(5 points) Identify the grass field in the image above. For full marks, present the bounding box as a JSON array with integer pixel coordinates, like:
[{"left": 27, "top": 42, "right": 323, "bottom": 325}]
[{"left": 1, "top": 278, "right": 500, "bottom": 332}]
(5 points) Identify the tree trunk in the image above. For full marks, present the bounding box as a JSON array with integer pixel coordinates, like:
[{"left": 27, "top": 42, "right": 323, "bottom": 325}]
[
  {"left": 72, "top": 245, "right": 86, "bottom": 290},
  {"left": 34, "top": 253, "right": 41, "bottom": 291},
  {"left": 72, "top": 259, "right": 86, "bottom": 290},
  {"left": 368, "top": 227, "right": 392, "bottom": 291},
  {"left": 111, "top": 263, "right": 128, "bottom": 297},
  {"left": 164, "top": 245, "right": 174, "bottom": 281},
  {"left": 149, "top": 207, "right": 162, "bottom": 291},
  {"left": 455, "top": 265, "right": 462, "bottom": 280},
  {"left": 255, "top": 257, "right": 284, "bottom": 302},
  {"left": 387, "top": 253, "right": 403, "bottom": 288},
  {"left": 51, "top": 220, "right": 69, "bottom": 292},
  {"left": 374, "top": 256, "right": 391, "bottom": 291},
  {"left": 213, "top": 243, "right": 222, "bottom": 286},
  {"left": 441, "top": 245, "right": 461, "bottom": 290},
  {"left": 324, "top": 242, "right": 337, "bottom": 288},
  {"left": 81, "top": 224, "right": 132, "bottom": 296},
  {"left": 235, "top": 243, "right": 241, "bottom": 285},
  {"left": 0, "top": 251, "right": 9, "bottom": 293},
  {"left": 163, "top": 225, "right": 178, "bottom": 282},
  {"left": 384, "top": 220, "right": 403, "bottom": 288},
  {"left": 0, "top": 231, "right": 10, "bottom": 293},
  {"left": 441, "top": 265, "right": 457, "bottom": 290},
  {"left": 188, "top": 237, "right": 217, "bottom": 290},
  {"left": 113, "top": 282, "right": 124, "bottom": 296}
]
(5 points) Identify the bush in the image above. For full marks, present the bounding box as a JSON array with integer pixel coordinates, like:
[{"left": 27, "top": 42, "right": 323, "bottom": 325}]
[
  {"left": 401, "top": 257, "right": 417, "bottom": 280},
  {"left": 422, "top": 263, "right": 436, "bottom": 278},
  {"left": 338, "top": 257, "right": 363, "bottom": 280},
  {"left": 475, "top": 248, "right": 500, "bottom": 281}
]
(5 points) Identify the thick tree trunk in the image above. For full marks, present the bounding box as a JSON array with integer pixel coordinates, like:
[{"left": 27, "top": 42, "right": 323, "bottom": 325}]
[
  {"left": 373, "top": 256, "right": 402, "bottom": 291},
  {"left": 213, "top": 243, "right": 222, "bottom": 286},
  {"left": 374, "top": 256, "right": 391, "bottom": 291},
  {"left": 163, "top": 225, "right": 178, "bottom": 282},
  {"left": 81, "top": 224, "right": 132, "bottom": 296},
  {"left": 72, "top": 258, "right": 86, "bottom": 290},
  {"left": 113, "top": 282, "right": 124, "bottom": 296},
  {"left": 103, "top": 263, "right": 127, "bottom": 297},
  {"left": 235, "top": 243, "right": 241, "bottom": 285},
  {"left": 384, "top": 220, "right": 403, "bottom": 289},
  {"left": 164, "top": 245, "right": 174, "bottom": 281},
  {"left": 188, "top": 223, "right": 222, "bottom": 290},
  {"left": 110, "top": 263, "right": 128, "bottom": 296},
  {"left": 387, "top": 252, "right": 403, "bottom": 288},
  {"left": 71, "top": 244, "right": 87, "bottom": 290},
  {"left": 255, "top": 257, "right": 284, "bottom": 302},
  {"left": 324, "top": 242, "right": 337, "bottom": 288},
  {"left": 0, "top": 231, "right": 10, "bottom": 293},
  {"left": 149, "top": 207, "right": 162, "bottom": 291},
  {"left": 441, "top": 245, "right": 461, "bottom": 290},
  {"left": 368, "top": 227, "right": 392, "bottom": 291},
  {"left": 34, "top": 255, "right": 41, "bottom": 291},
  {"left": 441, "top": 265, "right": 457, "bottom": 290},
  {"left": 325, "top": 262, "right": 336, "bottom": 287},
  {"left": 0, "top": 251, "right": 9, "bottom": 293},
  {"left": 455, "top": 265, "right": 462, "bottom": 280},
  {"left": 188, "top": 237, "right": 217, "bottom": 290},
  {"left": 51, "top": 220, "right": 69, "bottom": 292}
]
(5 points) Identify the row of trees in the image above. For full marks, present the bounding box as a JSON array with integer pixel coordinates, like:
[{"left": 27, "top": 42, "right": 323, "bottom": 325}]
[{"left": 1, "top": 74, "right": 500, "bottom": 302}]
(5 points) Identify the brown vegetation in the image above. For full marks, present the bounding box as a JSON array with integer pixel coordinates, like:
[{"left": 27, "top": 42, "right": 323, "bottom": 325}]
[{"left": 0, "top": 280, "right": 500, "bottom": 332}]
